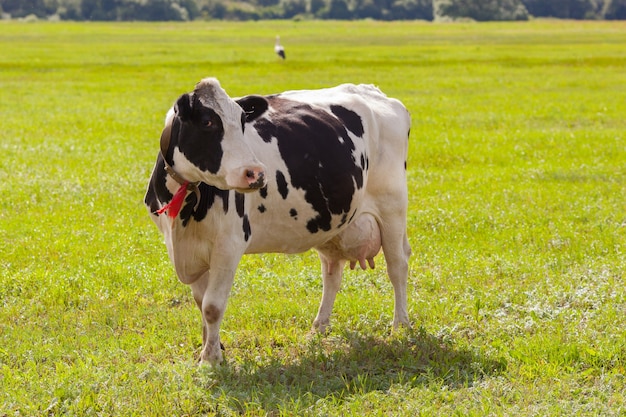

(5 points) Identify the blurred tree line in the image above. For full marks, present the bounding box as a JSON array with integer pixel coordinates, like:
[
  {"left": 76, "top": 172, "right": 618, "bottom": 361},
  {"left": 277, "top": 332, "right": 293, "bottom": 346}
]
[{"left": 1, "top": 0, "right": 625, "bottom": 21}]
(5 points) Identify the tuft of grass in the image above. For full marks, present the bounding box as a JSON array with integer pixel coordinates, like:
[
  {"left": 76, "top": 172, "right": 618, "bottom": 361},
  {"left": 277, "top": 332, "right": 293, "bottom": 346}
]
[{"left": 1, "top": 19, "right": 625, "bottom": 416}]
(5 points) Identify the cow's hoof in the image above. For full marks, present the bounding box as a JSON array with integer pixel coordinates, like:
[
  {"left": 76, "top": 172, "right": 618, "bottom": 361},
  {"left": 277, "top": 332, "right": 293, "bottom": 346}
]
[
  {"left": 311, "top": 319, "right": 331, "bottom": 335},
  {"left": 392, "top": 318, "right": 411, "bottom": 329},
  {"left": 199, "top": 345, "right": 225, "bottom": 366}
]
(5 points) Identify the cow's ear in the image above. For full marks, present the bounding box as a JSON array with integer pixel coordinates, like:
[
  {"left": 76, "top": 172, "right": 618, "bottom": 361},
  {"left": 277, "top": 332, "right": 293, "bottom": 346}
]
[
  {"left": 175, "top": 93, "right": 193, "bottom": 121},
  {"left": 236, "top": 95, "right": 269, "bottom": 122}
]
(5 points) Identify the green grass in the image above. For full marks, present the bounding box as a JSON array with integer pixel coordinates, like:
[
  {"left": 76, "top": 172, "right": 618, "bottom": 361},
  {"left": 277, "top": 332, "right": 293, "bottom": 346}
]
[{"left": 1, "top": 19, "right": 625, "bottom": 416}]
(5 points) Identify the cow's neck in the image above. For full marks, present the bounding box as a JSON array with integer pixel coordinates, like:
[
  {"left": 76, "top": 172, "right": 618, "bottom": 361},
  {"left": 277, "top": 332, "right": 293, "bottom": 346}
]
[{"left": 160, "top": 154, "right": 201, "bottom": 212}]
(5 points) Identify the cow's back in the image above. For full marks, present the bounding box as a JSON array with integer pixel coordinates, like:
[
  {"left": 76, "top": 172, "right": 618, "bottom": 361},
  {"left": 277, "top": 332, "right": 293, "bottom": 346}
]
[
  {"left": 241, "top": 84, "right": 410, "bottom": 254},
  {"left": 278, "top": 83, "right": 410, "bottom": 181}
]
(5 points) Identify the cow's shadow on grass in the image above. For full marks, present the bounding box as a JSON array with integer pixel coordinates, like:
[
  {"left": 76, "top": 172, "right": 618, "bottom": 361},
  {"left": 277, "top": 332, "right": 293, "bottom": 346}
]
[{"left": 203, "top": 327, "right": 507, "bottom": 413}]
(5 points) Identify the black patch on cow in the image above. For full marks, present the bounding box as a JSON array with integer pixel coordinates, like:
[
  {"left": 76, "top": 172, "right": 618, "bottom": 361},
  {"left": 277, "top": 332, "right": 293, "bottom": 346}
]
[
  {"left": 179, "top": 193, "right": 196, "bottom": 225},
  {"left": 221, "top": 189, "right": 230, "bottom": 213},
  {"left": 175, "top": 92, "right": 192, "bottom": 118},
  {"left": 306, "top": 213, "right": 331, "bottom": 233},
  {"left": 360, "top": 154, "right": 366, "bottom": 171},
  {"left": 179, "top": 195, "right": 197, "bottom": 226},
  {"left": 242, "top": 214, "right": 251, "bottom": 241},
  {"left": 258, "top": 204, "right": 266, "bottom": 213},
  {"left": 170, "top": 93, "right": 225, "bottom": 174},
  {"left": 337, "top": 213, "right": 348, "bottom": 228},
  {"left": 235, "top": 192, "right": 245, "bottom": 218},
  {"left": 179, "top": 185, "right": 230, "bottom": 226},
  {"left": 289, "top": 208, "right": 298, "bottom": 218},
  {"left": 330, "top": 105, "right": 364, "bottom": 137},
  {"left": 253, "top": 97, "right": 365, "bottom": 233},
  {"left": 145, "top": 154, "right": 172, "bottom": 214},
  {"left": 145, "top": 155, "right": 233, "bottom": 227},
  {"left": 259, "top": 186, "right": 268, "bottom": 199},
  {"left": 236, "top": 95, "right": 269, "bottom": 122},
  {"left": 276, "top": 170, "right": 289, "bottom": 199}
]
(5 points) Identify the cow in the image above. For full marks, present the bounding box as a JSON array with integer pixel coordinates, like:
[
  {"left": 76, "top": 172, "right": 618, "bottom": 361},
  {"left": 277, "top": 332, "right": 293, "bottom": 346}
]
[{"left": 145, "top": 77, "right": 412, "bottom": 365}]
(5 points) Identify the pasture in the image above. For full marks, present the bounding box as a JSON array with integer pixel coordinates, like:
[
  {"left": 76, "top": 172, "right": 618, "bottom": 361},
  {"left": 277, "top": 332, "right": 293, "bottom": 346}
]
[{"left": 1, "top": 19, "right": 625, "bottom": 416}]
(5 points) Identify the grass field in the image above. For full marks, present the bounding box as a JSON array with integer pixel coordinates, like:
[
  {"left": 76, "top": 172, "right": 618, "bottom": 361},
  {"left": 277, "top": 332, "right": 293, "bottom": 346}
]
[{"left": 1, "top": 19, "right": 625, "bottom": 416}]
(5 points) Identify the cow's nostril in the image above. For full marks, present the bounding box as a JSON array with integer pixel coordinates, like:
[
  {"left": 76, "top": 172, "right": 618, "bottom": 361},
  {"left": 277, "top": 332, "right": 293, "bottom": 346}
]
[{"left": 246, "top": 169, "right": 265, "bottom": 180}]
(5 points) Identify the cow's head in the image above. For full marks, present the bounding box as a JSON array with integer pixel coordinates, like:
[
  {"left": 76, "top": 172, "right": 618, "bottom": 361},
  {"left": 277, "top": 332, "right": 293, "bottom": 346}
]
[{"left": 160, "top": 78, "right": 267, "bottom": 192}]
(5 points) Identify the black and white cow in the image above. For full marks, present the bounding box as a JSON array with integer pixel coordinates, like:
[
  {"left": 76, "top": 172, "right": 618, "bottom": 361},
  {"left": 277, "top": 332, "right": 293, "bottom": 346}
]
[{"left": 145, "top": 78, "right": 411, "bottom": 365}]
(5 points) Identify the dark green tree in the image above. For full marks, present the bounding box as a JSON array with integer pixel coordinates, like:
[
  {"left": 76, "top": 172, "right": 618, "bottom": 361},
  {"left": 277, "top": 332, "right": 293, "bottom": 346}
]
[
  {"left": 4, "top": 0, "right": 625, "bottom": 21},
  {"left": 200, "top": 0, "right": 227, "bottom": 18},
  {"left": 81, "top": 0, "right": 117, "bottom": 20},
  {"left": 603, "top": 0, "right": 626, "bottom": 18},
  {"left": 281, "top": 0, "right": 306, "bottom": 16},
  {"left": 256, "top": 0, "right": 280, "bottom": 8},
  {"left": 390, "top": 0, "right": 433, "bottom": 19},
  {"left": 318, "top": 0, "right": 351, "bottom": 18},
  {"left": 352, "top": 0, "right": 383, "bottom": 18},
  {"left": 436, "top": 0, "right": 529, "bottom": 20},
  {"left": 308, "top": 0, "right": 325, "bottom": 13},
  {"left": 521, "top": 0, "right": 598, "bottom": 19},
  {"left": 0, "top": 0, "right": 52, "bottom": 17}
]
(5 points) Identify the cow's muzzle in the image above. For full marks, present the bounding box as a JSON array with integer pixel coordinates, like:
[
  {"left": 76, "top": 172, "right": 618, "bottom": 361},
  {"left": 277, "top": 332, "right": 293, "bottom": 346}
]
[
  {"left": 245, "top": 168, "right": 266, "bottom": 189},
  {"left": 225, "top": 165, "right": 267, "bottom": 192}
]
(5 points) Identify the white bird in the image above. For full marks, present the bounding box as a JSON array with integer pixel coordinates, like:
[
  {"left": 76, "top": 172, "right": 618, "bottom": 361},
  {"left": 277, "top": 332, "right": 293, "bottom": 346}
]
[{"left": 275, "top": 36, "right": 285, "bottom": 60}]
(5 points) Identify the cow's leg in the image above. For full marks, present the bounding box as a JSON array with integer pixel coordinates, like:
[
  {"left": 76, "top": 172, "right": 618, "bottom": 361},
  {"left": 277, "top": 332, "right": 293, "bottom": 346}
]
[
  {"left": 312, "top": 254, "right": 346, "bottom": 333},
  {"left": 190, "top": 273, "right": 210, "bottom": 354},
  {"left": 189, "top": 265, "right": 237, "bottom": 365},
  {"left": 380, "top": 220, "right": 411, "bottom": 328}
]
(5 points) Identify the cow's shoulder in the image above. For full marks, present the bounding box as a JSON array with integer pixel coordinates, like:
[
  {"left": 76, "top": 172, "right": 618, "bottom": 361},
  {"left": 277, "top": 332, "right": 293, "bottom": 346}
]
[{"left": 244, "top": 93, "right": 370, "bottom": 234}]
